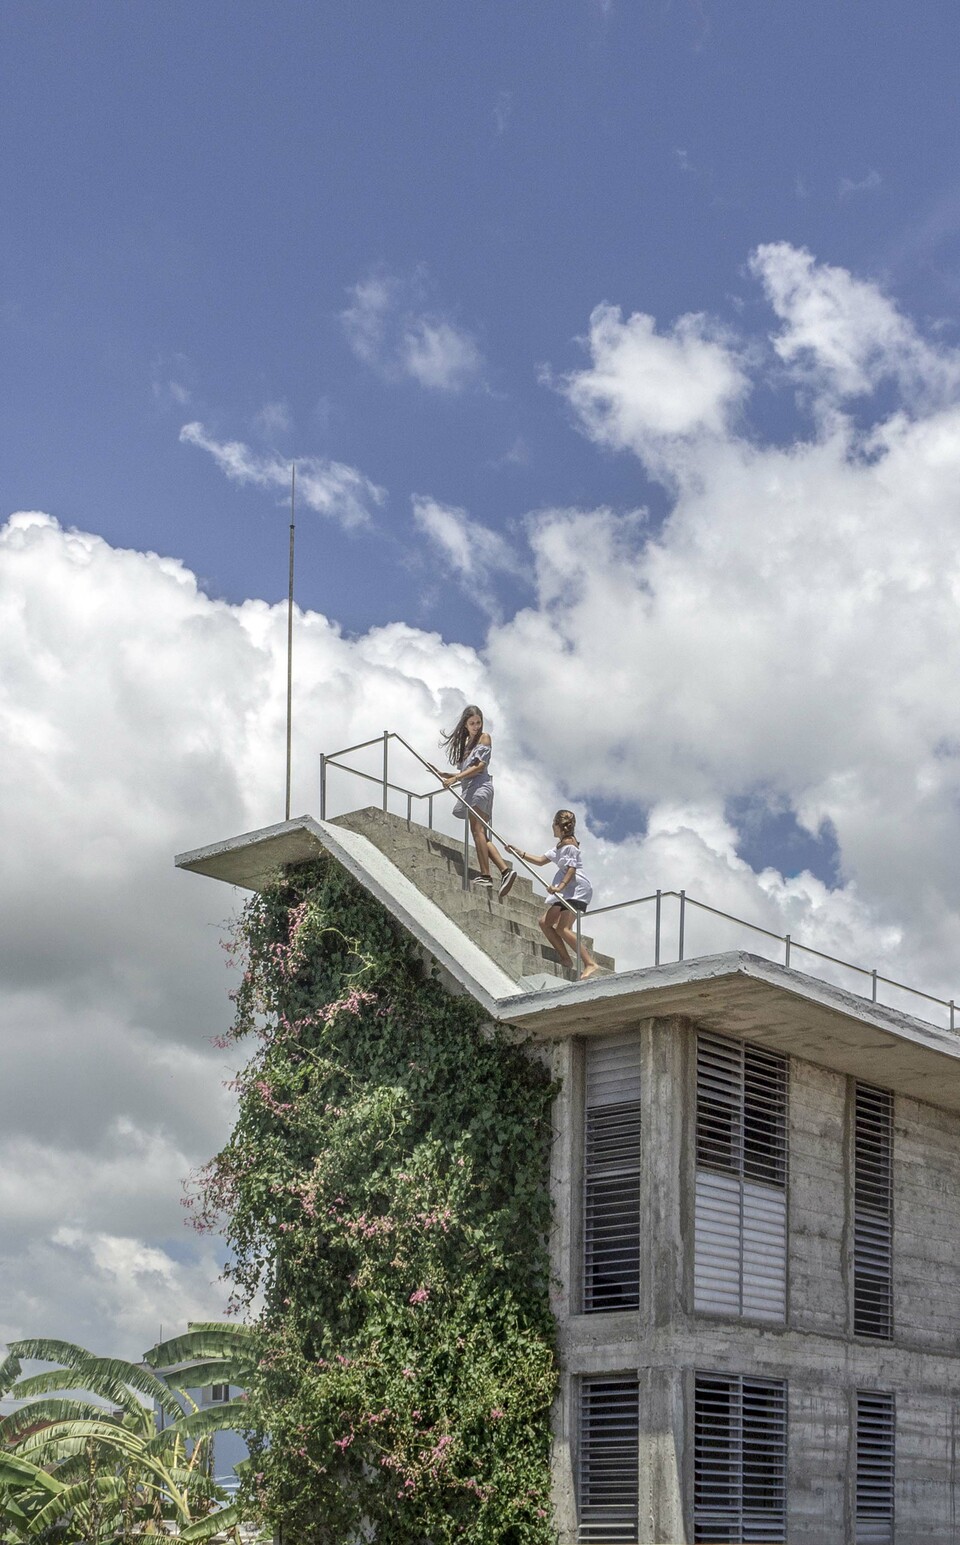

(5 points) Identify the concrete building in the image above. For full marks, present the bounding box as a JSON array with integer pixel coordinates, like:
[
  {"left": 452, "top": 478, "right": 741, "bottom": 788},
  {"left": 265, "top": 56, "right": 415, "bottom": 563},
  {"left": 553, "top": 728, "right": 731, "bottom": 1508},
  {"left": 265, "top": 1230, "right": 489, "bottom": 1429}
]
[{"left": 178, "top": 804, "right": 960, "bottom": 1545}]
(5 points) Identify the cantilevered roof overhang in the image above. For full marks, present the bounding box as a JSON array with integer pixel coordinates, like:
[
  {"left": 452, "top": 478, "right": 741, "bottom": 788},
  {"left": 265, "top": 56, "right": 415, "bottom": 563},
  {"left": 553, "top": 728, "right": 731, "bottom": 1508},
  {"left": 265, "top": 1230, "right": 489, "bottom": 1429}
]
[{"left": 176, "top": 816, "right": 960, "bottom": 1115}]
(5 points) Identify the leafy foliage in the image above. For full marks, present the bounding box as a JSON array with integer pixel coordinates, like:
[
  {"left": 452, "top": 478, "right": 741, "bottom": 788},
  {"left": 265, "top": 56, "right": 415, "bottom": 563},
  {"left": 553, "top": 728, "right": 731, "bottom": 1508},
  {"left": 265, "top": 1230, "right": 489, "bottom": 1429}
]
[
  {"left": 0, "top": 1331, "right": 256, "bottom": 1543},
  {"left": 192, "top": 853, "right": 559, "bottom": 1542}
]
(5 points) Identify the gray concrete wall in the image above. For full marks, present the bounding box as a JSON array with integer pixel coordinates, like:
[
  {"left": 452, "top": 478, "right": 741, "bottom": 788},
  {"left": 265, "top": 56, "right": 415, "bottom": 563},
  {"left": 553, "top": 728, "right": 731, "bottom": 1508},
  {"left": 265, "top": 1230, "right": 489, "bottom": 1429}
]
[
  {"left": 894, "top": 1095, "right": 960, "bottom": 1354},
  {"left": 789, "top": 1057, "right": 849, "bottom": 1339},
  {"left": 549, "top": 1014, "right": 960, "bottom": 1545}
]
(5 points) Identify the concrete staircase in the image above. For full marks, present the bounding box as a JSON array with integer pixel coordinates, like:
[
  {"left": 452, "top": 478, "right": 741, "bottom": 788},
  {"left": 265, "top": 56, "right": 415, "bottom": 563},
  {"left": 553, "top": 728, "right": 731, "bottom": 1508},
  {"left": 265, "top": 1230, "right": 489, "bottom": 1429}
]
[{"left": 330, "top": 807, "right": 615, "bottom": 987}]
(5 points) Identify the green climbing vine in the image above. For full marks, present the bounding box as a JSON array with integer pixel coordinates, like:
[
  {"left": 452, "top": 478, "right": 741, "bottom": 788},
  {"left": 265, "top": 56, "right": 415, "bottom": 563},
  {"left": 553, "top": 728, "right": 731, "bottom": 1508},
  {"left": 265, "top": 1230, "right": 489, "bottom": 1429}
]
[{"left": 190, "top": 853, "right": 559, "bottom": 1543}]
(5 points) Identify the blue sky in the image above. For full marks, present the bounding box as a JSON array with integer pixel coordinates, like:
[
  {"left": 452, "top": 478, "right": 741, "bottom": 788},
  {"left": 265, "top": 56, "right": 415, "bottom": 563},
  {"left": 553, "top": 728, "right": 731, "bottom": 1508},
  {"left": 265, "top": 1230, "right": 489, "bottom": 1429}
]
[
  {"left": 5, "top": 2, "right": 960, "bottom": 1359},
  {"left": 5, "top": 1, "right": 960, "bottom": 644}
]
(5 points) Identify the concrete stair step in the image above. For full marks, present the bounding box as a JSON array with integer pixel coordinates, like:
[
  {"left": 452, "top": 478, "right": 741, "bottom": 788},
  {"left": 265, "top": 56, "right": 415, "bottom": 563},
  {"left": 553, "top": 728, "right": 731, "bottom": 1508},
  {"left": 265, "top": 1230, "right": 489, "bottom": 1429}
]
[{"left": 330, "top": 806, "right": 616, "bottom": 982}]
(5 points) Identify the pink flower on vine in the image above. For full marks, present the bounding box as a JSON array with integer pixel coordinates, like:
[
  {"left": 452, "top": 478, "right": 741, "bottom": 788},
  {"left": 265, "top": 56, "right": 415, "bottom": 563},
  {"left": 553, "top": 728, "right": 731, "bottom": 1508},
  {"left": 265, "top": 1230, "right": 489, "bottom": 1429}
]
[
  {"left": 490, "top": 1407, "right": 505, "bottom": 1420},
  {"left": 408, "top": 1287, "right": 430, "bottom": 1306}
]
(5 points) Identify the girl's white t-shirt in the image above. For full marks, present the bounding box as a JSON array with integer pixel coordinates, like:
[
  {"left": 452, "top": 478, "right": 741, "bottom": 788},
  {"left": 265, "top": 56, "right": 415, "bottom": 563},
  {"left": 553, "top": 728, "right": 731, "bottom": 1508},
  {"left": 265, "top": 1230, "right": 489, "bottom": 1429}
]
[{"left": 544, "top": 842, "right": 593, "bottom": 905}]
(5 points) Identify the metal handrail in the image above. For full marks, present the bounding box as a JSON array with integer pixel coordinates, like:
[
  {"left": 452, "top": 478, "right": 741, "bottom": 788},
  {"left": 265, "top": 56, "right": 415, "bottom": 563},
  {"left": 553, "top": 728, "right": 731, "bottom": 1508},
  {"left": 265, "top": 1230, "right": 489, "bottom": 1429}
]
[{"left": 318, "top": 732, "right": 958, "bottom": 1029}]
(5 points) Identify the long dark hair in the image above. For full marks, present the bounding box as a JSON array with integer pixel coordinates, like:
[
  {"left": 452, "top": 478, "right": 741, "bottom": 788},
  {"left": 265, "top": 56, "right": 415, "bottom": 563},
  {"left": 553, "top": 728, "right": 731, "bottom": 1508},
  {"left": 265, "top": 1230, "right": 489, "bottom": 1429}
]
[
  {"left": 553, "top": 808, "right": 578, "bottom": 843},
  {"left": 440, "top": 704, "right": 483, "bottom": 767}
]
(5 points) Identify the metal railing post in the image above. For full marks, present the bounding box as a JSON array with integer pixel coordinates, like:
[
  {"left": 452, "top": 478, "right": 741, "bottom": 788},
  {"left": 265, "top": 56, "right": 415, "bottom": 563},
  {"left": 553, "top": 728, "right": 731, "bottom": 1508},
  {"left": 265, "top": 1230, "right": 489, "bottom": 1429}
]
[
  {"left": 319, "top": 754, "right": 326, "bottom": 821},
  {"left": 678, "top": 890, "right": 686, "bottom": 963},
  {"left": 575, "top": 911, "right": 583, "bottom": 981},
  {"left": 951, "top": 1000, "right": 956, "bottom": 1032},
  {"left": 871, "top": 969, "right": 878, "bottom": 1003},
  {"left": 784, "top": 934, "right": 791, "bottom": 969},
  {"left": 462, "top": 820, "right": 470, "bottom": 890},
  {"left": 428, "top": 794, "right": 434, "bottom": 830},
  {"left": 406, "top": 793, "right": 412, "bottom": 828},
  {"left": 655, "top": 889, "right": 662, "bottom": 967},
  {"left": 381, "top": 731, "right": 389, "bottom": 812}
]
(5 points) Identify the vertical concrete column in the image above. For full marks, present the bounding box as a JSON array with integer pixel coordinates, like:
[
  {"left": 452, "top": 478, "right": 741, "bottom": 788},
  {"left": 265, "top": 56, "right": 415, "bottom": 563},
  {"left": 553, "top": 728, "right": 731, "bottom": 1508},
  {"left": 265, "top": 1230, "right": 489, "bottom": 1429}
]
[
  {"left": 637, "top": 1016, "right": 689, "bottom": 1542},
  {"left": 548, "top": 1037, "right": 579, "bottom": 1544},
  {"left": 637, "top": 1365, "right": 687, "bottom": 1545},
  {"left": 548, "top": 1036, "right": 578, "bottom": 1322},
  {"left": 639, "top": 1016, "right": 688, "bottom": 1329}
]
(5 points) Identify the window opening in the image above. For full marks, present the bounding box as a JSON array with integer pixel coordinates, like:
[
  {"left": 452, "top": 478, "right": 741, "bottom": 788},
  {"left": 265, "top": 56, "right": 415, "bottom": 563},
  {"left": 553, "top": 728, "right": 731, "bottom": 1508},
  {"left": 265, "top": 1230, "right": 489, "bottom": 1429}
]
[
  {"left": 853, "top": 1083, "right": 893, "bottom": 1340},
  {"left": 583, "top": 1033, "right": 641, "bottom": 1313},
  {"left": 694, "top": 1373, "right": 787, "bottom": 1543},
  {"left": 854, "top": 1390, "right": 894, "bottom": 1545},
  {"left": 694, "top": 1033, "right": 788, "bottom": 1321},
  {"left": 577, "top": 1377, "right": 640, "bottom": 1543}
]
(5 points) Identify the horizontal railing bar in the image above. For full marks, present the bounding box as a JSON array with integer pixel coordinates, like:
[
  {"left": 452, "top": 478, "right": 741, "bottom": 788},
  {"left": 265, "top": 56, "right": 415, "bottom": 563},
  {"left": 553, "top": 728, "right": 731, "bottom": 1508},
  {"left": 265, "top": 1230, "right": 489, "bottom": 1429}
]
[
  {"left": 785, "top": 945, "right": 948, "bottom": 1007},
  {"left": 641, "top": 891, "right": 954, "bottom": 1011},
  {"left": 588, "top": 892, "right": 673, "bottom": 916},
  {"left": 325, "top": 748, "right": 447, "bottom": 804},
  {"left": 326, "top": 734, "right": 393, "bottom": 758},
  {"left": 682, "top": 894, "right": 785, "bottom": 943},
  {"left": 323, "top": 762, "right": 434, "bottom": 800}
]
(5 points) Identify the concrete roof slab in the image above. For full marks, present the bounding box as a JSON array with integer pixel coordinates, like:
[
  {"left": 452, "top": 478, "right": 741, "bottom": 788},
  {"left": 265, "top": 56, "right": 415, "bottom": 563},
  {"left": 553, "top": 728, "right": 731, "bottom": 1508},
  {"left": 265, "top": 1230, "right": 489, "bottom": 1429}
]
[{"left": 176, "top": 818, "right": 960, "bottom": 1114}]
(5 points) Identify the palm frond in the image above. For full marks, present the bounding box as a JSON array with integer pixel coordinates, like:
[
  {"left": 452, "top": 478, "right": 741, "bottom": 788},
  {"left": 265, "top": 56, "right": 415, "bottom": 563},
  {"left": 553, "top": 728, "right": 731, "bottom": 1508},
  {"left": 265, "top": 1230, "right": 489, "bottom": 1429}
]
[
  {"left": 146, "top": 1400, "right": 248, "bottom": 1455},
  {"left": 178, "top": 1499, "right": 245, "bottom": 1541},
  {"left": 145, "top": 1323, "right": 257, "bottom": 1372},
  {"left": 0, "top": 1349, "right": 22, "bottom": 1396},
  {"left": 24, "top": 1471, "right": 125, "bottom": 1537},
  {"left": 11, "top": 1358, "right": 180, "bottom": 1421},
  {"left": 14, "top": 1418, "right": 156, "bottom": 1467},
  {"left": 0, "top": 1397, "right": 119, "bottom": 1444},
  {"left": 0, "top": 1452, "right": 62, "bottom": 1495}
]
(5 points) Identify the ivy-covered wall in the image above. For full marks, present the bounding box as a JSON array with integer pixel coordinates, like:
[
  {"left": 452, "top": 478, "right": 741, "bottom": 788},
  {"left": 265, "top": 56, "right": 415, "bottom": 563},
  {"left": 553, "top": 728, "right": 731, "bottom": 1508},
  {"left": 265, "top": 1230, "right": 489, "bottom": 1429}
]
[{"left": 192, "top": 853, "right": 559, "bottom": 1543}]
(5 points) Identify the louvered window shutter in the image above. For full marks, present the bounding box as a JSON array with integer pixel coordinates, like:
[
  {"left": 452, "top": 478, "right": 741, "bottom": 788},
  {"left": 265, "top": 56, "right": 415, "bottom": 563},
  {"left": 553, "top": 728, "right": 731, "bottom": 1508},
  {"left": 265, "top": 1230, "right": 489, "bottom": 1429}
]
[
  {"left": 583, "top": 1033, "right": 642, "bottom": 1312},
  {"left": 695, "top": 1033, "right": 787, "bottom": 1320},
  {"left": 853, "top": 1084, "right": 893, "bottom": 1339},
  {"left": 854, "top": 1390, "right": 895, "bottom": 1545},
  {"left": 694, "top": 1373, "right": 787, "bottom": 1543},
  {"left": 577, "top": 1377, "right": 640, "bottom": 1543}
]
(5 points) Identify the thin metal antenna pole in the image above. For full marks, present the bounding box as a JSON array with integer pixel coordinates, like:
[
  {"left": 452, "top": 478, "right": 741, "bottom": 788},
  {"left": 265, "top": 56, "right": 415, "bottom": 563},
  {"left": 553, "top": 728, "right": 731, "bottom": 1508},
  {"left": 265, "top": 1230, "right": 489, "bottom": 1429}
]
[{"left": 285, "top": 465, "right": 296, "bottom": 821}]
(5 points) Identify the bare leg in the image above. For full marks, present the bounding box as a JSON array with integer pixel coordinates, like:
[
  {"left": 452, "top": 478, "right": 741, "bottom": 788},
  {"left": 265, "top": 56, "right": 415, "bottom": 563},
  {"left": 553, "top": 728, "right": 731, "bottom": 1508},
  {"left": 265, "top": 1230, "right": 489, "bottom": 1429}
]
[
  {"left": 556, "top": 912, "right": 599, "bottom": 979},
  {"left": 470, "top": 814, "right": 508, "bottom": 877},
  {"left": 539, "top": 905, "right": 573, "bottom": 965}
]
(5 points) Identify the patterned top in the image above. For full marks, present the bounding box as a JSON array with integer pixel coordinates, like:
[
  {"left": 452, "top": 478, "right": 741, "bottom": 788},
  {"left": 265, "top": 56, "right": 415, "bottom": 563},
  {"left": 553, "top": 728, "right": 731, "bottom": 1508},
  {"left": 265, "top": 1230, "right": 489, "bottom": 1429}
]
[
  {"left": 545, "top": 842, "right": 593, "bottom": 905},
  {"left": 456, "top": 740, "right": 493, "bottom": 816}
]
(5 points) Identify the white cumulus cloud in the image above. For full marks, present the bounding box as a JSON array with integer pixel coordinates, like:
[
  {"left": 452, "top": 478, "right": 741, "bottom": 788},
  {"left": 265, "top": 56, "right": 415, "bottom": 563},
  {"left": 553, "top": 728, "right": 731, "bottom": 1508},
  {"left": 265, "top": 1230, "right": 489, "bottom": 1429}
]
[
  {"left": 555, "top": 302, "right": 748, "bottom": 468},
  {"left": 750, "top": 241, "right": 960, "bottom": 405}
]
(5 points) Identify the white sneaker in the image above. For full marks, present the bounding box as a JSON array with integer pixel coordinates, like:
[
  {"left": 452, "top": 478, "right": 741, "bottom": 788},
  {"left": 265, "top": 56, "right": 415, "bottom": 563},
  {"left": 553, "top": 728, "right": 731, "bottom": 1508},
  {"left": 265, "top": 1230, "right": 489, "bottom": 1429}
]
[{"left": 472, "top": 874, "right": 493, "bottom": 888}]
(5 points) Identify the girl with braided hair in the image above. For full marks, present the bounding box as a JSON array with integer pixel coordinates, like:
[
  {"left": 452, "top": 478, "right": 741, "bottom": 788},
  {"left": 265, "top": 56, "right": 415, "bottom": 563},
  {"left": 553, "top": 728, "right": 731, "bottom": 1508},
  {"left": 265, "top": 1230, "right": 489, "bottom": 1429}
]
[{"left": 507, "top": 809, "right": 599, "bottom": 979}]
